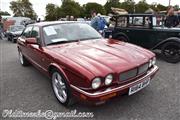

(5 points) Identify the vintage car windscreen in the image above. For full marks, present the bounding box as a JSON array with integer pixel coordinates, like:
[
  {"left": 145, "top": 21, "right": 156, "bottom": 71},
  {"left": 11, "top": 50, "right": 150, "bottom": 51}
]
[{"left": 43, "top": 23, "right": 102, "bottom": 45}]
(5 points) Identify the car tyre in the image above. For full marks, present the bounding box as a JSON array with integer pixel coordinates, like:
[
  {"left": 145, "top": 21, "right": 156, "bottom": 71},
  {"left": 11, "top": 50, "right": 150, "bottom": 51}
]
[
  {"left": 117, "top": 36, "right": 128, "bottom": 42},
  {"left": 12, "top": 38, "right": 16, "bottom": 43},
  {"left": 161, "top": 42, "right": 180, "bottom": 63},
  {"left": 7, "top": 37, "right": 11, "bottom": 41},
  {"left": 18, "top": 50, "right": 29, "bottom": 66},
  {"left": 9, "top": 36, "right": 13, "bottom": 41},
  {"left": 51, "top": 70, "right": 76, "bottom": 107}
]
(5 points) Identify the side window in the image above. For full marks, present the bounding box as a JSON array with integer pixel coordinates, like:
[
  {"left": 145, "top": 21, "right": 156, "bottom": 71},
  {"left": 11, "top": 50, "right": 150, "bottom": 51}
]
[
  {"left": 31, "top": 26, "right": 40, "bottom": 38},
  {"left": 22, "top": 26, "right": 33, "bottom": 38},
  {"left": 117, "top": 17, "right": 127, "bottom": 27},
  {"left": 129, "top": 17, "right": 143, "bottom": 26},
  {"left": 129, "top": 16, "right": 150, "bottom": 28},
  {"left": 31, "top": 26, "right": 42, "bottom": 44}
]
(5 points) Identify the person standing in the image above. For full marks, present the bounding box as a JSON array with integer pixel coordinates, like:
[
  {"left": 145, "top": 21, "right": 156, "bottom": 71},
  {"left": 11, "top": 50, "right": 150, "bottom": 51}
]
[
  {"left": 97, "top": 13, "right": 107, "bottom": 34},
  {"left": 0, "top": 15, "right": 3, "bottom": 39},
  {"left": 90, "top": 11, "right": 99, "bottom": 31},
  {"left": 165, "top": 6, "right": 179, "bottom": 27}
]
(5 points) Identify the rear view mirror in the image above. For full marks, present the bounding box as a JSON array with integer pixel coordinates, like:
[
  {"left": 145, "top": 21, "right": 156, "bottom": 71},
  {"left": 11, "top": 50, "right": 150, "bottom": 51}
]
[{"left": 26, "top": 38, "right": 38, "bottom": 44}]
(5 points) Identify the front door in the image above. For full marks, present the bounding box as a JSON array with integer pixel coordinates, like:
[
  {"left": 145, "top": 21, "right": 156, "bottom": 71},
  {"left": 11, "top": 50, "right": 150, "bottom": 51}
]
[
  {"left": 127, "top": 28, "right": 156, "bottom": 49},
  {"left": 27, "top": 26, "right": 50, "bottom": 73}
]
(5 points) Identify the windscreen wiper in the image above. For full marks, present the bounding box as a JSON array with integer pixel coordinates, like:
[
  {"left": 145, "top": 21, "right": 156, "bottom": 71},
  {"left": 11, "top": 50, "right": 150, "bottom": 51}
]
[
  {"left": 80, "top": 37, "right": 102, "bottom": 41},
  {"left": 47, "top": 40, "right": 79, "bottom": 46}
]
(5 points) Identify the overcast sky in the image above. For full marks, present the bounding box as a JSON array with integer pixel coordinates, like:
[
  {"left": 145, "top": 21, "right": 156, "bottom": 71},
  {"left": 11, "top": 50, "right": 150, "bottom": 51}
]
[{"left": 0, "top": 0, "right": 179, "bottom": 19}]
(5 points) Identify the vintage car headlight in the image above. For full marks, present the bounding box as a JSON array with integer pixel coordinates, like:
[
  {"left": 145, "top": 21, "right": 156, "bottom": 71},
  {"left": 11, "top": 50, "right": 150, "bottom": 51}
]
[
  {"left": 105, "top": 74, "right": 113, "bottom": 85},
  {"left": 92, "top": 78, "right": 101, "bottom": 89}
]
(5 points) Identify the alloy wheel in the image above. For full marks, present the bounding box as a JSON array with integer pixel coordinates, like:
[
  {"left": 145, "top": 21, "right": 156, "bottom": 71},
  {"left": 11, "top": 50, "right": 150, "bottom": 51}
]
[{"left": 52, "top": 72, "right": 67, "bottom": 103}]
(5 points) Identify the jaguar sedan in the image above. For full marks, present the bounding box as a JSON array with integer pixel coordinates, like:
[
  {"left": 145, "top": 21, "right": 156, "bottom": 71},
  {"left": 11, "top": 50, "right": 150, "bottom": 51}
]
[{"left": 17, "top": 21, "right": 159, "bottom": 106}]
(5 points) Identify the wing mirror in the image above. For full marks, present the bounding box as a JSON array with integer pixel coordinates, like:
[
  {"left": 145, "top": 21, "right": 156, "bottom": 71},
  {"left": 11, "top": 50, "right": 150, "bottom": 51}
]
[{"left": 26, "top": 38, "right": 38, "bottom": 44}]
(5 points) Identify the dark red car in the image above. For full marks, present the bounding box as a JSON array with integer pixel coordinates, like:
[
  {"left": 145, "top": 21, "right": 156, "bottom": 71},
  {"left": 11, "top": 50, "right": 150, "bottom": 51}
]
[{"left": 17, "top": 21, "right": 159, "bottom": 106}]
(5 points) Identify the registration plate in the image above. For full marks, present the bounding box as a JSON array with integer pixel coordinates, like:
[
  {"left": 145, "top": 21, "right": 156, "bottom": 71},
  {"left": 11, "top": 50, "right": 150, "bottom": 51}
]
[{"left": 129, "top": 78, "right": 150, "bottom": 95}]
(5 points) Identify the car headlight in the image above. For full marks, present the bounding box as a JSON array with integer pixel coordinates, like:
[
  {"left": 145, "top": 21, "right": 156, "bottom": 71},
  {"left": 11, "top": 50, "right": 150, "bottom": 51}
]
[
  {"left": 105, "top": 74, "right": 113, "bottom": 85},
  {"left": 152, "top": 57, "right": 156, "bottom": 65},
  {"left": 149, "top": 57, "right": 156, "bottom": 67},
  {"left": 149, "top": 59, "right": 152, "bottom": 67},
  {"left": 92, "top": 78, "right": 101, "bottom": 89}
]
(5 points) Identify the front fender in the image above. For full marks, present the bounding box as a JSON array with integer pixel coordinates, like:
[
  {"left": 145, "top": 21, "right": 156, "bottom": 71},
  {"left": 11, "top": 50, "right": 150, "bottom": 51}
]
[
  {"left": 112, "top": 32, "right": 129, "bottom": 41},
  {"left": 48, "top": 63, "right": 90, "bottom": 88},
  {"left": 152, "top": 37, "right": 180, "bottom": 49},
  {"left": 48, "top": 63, "right": 70, "bottom": 84}
]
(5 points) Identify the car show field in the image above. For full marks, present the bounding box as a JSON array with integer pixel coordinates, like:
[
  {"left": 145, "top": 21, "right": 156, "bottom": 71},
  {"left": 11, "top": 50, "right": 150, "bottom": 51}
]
[
  {"left": 0, "top": 1, "right": 180, "bottom": 120},
  {"left": 0, "top": 38, "right": 179, "bottom": 120}
]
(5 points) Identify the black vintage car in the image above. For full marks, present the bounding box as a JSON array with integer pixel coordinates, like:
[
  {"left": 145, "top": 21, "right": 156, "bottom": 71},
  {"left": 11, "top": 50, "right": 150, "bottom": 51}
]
[{"left": 105, "top": 14, "right": 180, "bottom": 63}]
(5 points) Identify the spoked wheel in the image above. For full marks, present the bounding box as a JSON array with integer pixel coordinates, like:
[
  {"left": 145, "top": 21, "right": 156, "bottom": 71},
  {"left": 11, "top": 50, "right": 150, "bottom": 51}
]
[
  {"left": 117, "top": 36, "right": 128, "bottom": 42},
  {"left": 52, "top": 71, "right": 75, "bottom": 106},
  {"left": 161, "top": 42, "right": 180, "bottom": 63},
  {"left": 18, "top": 50, "right": 29, "bottom": 66}
]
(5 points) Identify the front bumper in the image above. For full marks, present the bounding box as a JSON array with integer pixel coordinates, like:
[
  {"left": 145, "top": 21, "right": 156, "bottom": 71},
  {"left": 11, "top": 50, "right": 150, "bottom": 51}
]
[{"left": 70, "top": 65, "right": 159, "bottom": 102}]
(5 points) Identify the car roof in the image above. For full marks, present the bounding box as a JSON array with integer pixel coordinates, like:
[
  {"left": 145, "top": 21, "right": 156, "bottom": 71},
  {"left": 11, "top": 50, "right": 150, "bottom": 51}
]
[
  {"left": 10, "top": 25, "right": 24, "bottom": 28},
  {"left": 115, "top": 14, "right": 154, "bottom": 17},
  {"left": 32, "top": 21, "right": 80, "bottom": 27}
]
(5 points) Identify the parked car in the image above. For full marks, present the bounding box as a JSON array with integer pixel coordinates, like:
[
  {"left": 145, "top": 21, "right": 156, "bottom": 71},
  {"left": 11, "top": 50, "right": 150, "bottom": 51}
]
[
  {"left": 76, "top": 18, "right": 91, "bottom": 25},
  {"left": 105, "top": 14, "right": 180, "bottom": 63},
  {"left": 6, "top": 25, "right": 25, "bottom": 43},
  {"left": 77, "top": 18, "right": 85, "bottom": 21},
  {"left": 7, "top": 17, "right": 31, "bottom": 26},
  {"left": 100, "top": 15, "right": 111, "bottom": 24},
  {"left": 17, "top": 21, "right": 159, "bottom": 106}
]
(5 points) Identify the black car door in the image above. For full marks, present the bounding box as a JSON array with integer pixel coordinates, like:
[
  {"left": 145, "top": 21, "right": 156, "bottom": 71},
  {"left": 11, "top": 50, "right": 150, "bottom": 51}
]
[{"left": 127, "top": 16, "right": 156, "bottom": 49}]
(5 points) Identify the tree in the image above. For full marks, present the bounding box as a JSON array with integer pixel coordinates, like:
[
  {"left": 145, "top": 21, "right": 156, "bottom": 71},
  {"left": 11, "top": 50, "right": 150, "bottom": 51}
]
[
  {"left": 150, "top": 3, "right": 167, "bottom": 12},
  {"left": 61, "top": 0, "right": 82, "bottom": 17},
  {"left": 135, "top": 0, "right": 149, "bottom": 13},
  {"left": 45, "top": 0, "right": 82, "bottom": 20},
  {"left": 84, "top": 3, "right": 106, "bottom": 17},
  {"left": 10, "top": 0, "right": 37, "bottom": 20},
  {"left": 149, "top": 3, "right": 158, "bottom": 12},
  {"left": 45, "top": 4, "right": 59, "bottom": 21},
  {"left": 0, "top": 11, "right": 10, "bottom": 16},
  {"left": 120, "top": 0, "right": 135, "bottom": 13},
  {"left": 108, "top": 0, "right": 119, "bottom": 2},
  {"left": 157, "top": 4, "right": 167, "bottom": 11},
  {"left": 174, "top": 5, "right": 179, "bottom": 11},
  {"left": 104, "top": 0, "right": 121, "bottom": 14}
]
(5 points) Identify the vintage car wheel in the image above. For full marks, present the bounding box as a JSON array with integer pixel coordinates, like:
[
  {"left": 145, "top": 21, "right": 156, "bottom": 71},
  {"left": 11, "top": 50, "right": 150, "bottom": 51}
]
[
  {"left": 161, "top": 42, "right": 180, "bottom": 63},
  {"left": 117, "top": 36, "right": 128, "bottom": 42},
  {"left": 18, "top": 50, "right": 29, "bottom": 66},
  {"left": 51, "top": 70, "right": 75, "bottom": 106}
]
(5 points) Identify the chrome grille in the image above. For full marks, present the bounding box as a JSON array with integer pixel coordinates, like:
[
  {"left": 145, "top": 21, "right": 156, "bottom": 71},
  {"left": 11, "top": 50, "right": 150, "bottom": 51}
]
[
  {"left": 119, "top": 68, "right": 138, "bottom": 81},
  {"left": 138, "top": 63, "right": 149, "bottom": 74},
  {"left": 119, "top": 62, "right": 149, "bottom": 81}
]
